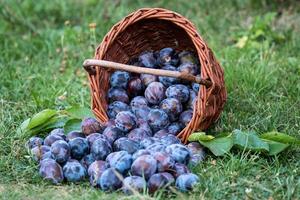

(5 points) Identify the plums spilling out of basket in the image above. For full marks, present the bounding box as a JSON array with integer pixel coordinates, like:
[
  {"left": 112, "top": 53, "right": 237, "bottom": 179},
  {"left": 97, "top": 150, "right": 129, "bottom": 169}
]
[{"left": 27, "top": 47, "right": 206, "bottom": 195}]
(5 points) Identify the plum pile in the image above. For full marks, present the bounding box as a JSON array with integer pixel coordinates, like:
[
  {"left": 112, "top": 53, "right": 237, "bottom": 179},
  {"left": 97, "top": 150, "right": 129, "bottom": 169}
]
[{"left": 27, "top": 47, "right": 206, "bottom": 194}]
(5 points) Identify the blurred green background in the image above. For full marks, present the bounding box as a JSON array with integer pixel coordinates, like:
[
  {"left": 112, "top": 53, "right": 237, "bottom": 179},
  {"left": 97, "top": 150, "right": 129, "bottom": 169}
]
[{"left": 0, "top": 0, "right": 299, "bottom": 199}]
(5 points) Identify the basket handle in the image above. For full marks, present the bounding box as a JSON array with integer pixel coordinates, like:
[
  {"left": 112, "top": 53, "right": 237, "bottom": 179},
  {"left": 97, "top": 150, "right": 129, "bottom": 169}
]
[{"left": 83, "top": 59, "right": 212, "bottom": 87}]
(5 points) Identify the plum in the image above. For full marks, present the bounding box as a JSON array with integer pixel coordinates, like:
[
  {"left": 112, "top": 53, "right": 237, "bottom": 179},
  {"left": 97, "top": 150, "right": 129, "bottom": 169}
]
[
  {"left": 153, "top": 129, "right": 169, "bottom": 138},
  {"left": 50, "top": 140, "right": 70, "bottom": 164},
  {"left": 167, "top": 122, "right": 183, "bottom": 136},
  {"left": 122, "top": 176, "right": 147, "bottom": 195},
  {"left": 166, "top": 144, "right": 190, "bottom": 164},
  {"left": 192, "top": 82, "right": 200, "bottom": 93},
  {"left": 103, "top": 119, "right": 116, "bottom": 128},
  {"left": 110, "top": 71, "right": 130, "bottom": 89},
  {"left": 189, "top": 154, "right": 206, "bottom": 166},
  {"left": 44, "top": 134, "right": 64, "bottom": 147},
  {"left": 140, "top": 137, "right": 159, "bottom": 149},
  {"left": 31, "top": 145, "right": 51, "bottom": 162},
  {"left": 63, "top": 159, "right": 87, "bottom": 182},
  {"left": 41, "top": 151, "right": 53, "bottom": 160},
  {"left": 49, "top": 128, "right": 66, "bottom": 140},
  {"left": 115, "top": 111, "right": 137, "bottom": 132},
  {"left": 140, "top": 74, "right": 158, "bottom": 86},
  {"left": 146, "top": 143, "right": 167, "bottom": 154},
  {"left": 107, "top": 101, "right": 130, "bottom": 119},
  {"left": 66, "top": 131, "right": 85, "bottom": 141},
  {"left": 39, "top": 158, "right": 63, "bottom": 184},
  {"left": 158, "top": 65, "right": 180, "bottom": 87},
  {"left": 187, "top": 142, "right": 204, "bottom": 155},
  {"left": 153, "top": 152, "right": 175, "bottom": 172},
  {"left": 26, "top": 136, "right": 43, "bottom": 149},
  {"left": 99, "top": 168, "right": 123, "bottom": 191},
  {"left": 91, "top": 138, "right": 112, "bottom": 160},
  {"left": 161, "top": 134, "right": 181, "bottom": 146},
  {"left": 178, "top": 62, "right": 198, "bottom": 76},
  {"left": 113, "top": 137, "right": 140, "bottom": 154},
  {"left": 171, "top": 163, "right": 190, "bottom": 178},
  {"left": 179, "top": 110, "right": 193, "bottom": 126},
  {"left": 147, "top": 109, "right": 170, "bottom": 132},
  {"left": 102, "top": 126, "right": 124, "bottom": 145},
  {"left": 161, "top": 172, "right": 175, "bottom": 184},
  {"left": 81, "top": 117, "right": 103, "bottom": 136},
  {"left": 159, "top": 98, "right": 183, "bottom": 122},
  {"left": 178, "top": 51, "right": 198, "bottom": 65},
  {"left": 157, "top": 47, "right": 178, "bottom": 66},
  {"left": 175, "top": 173, "right": 200, "bottom": 192},
  {"left": 69, "top": 137, "right": 89, "bottom": 160},
  {"left": 127, "top": 77, "right": 144, "bottom": 97},
  {"left": 148, "top": 173, "right": 171, "bottom": 193},
  {"left": 107, "top": 87, "right": 129, "bottom": 104},
  {"left": 138, "top": 51, "right": 156, "bottom": 68},
  {"left": 186, "top": 89, "right": 197, "bottom": 109},
  {"left": 132, "top": 107, "right": 150, "bottom": 122},
  {"left": 144, "top": 82, "right": 166, "bottom": 105},
  {"left": 165, "top": 84, "right": 190, "bottom": 103},
  {"left": 131, "top": 155, "right": 157, "bottom": 180},
  {"left": 137, "top": 120, "right": 152, "bottom": 135},
  {"left": 132, "top": 149, "right": 151, "bottom": 160},
  {"left": 130, "top": 96, "right": 148, "bottom": 109},
  {"left": 106, "top": 151, "right": 132, "bottom": 174},
  {"left": 127, "top": 128, "right": 151, "bottom": 142},
  {"left": 88, "top": 160, "right": 106, "bottom": 187},
  {"left": 86, "top": 133, "right": 107, "bottom": 146},
  {"left": 80, "top": 154, "right": 95, "bottom": 169},
  {"left": 187, "top": 142, "right": 206, "bottom": 166}
]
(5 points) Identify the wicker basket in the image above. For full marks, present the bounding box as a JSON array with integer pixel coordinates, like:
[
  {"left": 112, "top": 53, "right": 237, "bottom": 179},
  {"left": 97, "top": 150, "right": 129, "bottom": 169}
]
[{"left": 84, "top": 8, "right": 227, "bottom": 143}]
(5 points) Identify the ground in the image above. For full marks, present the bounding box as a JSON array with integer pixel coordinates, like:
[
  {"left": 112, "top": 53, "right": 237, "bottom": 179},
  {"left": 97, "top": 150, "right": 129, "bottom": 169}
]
[{"left": 0, "top": 0, "right": 299, "bottom": 199}]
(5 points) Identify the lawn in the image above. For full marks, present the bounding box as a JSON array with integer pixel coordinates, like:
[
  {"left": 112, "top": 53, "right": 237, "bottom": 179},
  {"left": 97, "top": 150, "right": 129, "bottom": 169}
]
[{"left": 0, "top": 0, "right": 299, "bottom": 199}]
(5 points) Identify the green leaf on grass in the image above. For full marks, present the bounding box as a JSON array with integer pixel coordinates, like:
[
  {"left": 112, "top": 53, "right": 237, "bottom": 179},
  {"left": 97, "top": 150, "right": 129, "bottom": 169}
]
[
  {"left": 199, "top": 136, "right": 233, "bottom": 156},
  {"left": 262, "top": 139, "right": 290, "bottom": 155},
  {"left": 260, "top": 131, "right": 300, "bottom": 145},
  {"left": 232, "top": 129, "right": 269, "bottom": 152},
  {"left": 188, "top": 132, "right": 214, "bottom": 142},
  {"left": 18, "top": 115, "right": 70, "bottom": 138},
  {"left": 64, "top": 118, "right": 82, "bottom": 133},
  {"left": 42, "top": 115, "right": 69, "bottom": 130},
  {"left": 235, "top": 35, "right": 248, "bottom": 48},
  {"left": 27, "top": 109, "right": 57, "bottom": 129},
  {"left": 64, "top": 106, "right": 94, "bottom": 119},
  {"left": 16, "top": 118, "right": 31, "bottom": 135}
]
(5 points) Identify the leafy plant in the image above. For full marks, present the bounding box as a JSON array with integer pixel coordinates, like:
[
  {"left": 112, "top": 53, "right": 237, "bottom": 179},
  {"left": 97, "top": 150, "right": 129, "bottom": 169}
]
[
  {"left": 189, "top": 129, "right": 300, "bottom": 156},
  {"left": 234, "top": 12, "right": 286, "bottom": 49},
  {"left": 17, "top": 106, "right": 94, "bottom": 138}
]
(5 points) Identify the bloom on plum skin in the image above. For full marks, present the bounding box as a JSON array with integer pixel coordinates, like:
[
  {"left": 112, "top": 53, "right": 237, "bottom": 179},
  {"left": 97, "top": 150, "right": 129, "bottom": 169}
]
[
  {"left": 175, "top": 173, "right": 200, "bottom": 192},
  {"left": 144, "top": 82, "right": 166, "bottom": 105},
  {"left": 110, "top": 71, "right": 130, "bottom": 89}
]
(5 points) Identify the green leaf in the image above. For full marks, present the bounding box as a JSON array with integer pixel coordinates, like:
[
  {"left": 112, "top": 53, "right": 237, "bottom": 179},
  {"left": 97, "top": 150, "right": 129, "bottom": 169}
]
[
  {"left": 188, "top": 132, "right": 214, "bottom": 142},
  {"left": 64, "top": 106, "right": 94, "bottom": 119},
  {"left": 199, "top": 136, "right": 233, "bottom": 156},
  {"left": 64, "top": 118, "right": 82, "bottom": 133},
  {"left": 17, "top": 115, "right": 70, "bottom": 138},
  {"left": 232, "top": 129, "right": 269, "bottom": 152},
  {"left": 260, "top": 131, "right": 300, "bottom": 145},
  {"left": 16, "top": 118, "right": 31, "bottom": 135},
  {"left": 27, "top": 109, "right": 57, "bottom": 129},
  {"left": 262, "top": 139, "right": 290, "bottom": 156},
  {"left": 42, "top": 115, "right": 69, "bottom": 130},
  {"left": 235, "top": 36, "right": 248, "bottom": 48}
]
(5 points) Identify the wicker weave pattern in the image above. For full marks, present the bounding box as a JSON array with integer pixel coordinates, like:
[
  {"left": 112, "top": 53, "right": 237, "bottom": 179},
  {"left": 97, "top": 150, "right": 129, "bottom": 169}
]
[{"left": 86, "top": 8, "right": 227, "bottom": 143}]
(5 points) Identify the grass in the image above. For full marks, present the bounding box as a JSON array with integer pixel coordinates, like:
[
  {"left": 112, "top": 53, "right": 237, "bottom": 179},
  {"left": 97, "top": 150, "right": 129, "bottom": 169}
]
[{"left": 0, "top": 0, "right": 299, "bottom": 199}]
